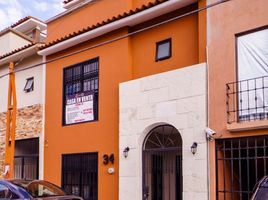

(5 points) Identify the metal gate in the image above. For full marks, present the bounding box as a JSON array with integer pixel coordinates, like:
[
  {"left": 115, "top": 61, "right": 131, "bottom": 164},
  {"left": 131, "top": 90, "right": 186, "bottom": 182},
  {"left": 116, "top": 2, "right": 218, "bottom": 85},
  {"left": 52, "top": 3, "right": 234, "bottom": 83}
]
[
  {"left": 14, "top": 156, "right": 39, "bottom": 179},
  {"left": 14, "top": 138, "right": 39, "bottom": 180},
  {"left": 143, "top": 125, "right": 182, "bottom": 200},
  {"left": 216, "top": 136, "right": 268, "bottom": 200},
  {"left": 62, "top": 152, "right": 98, "bottom": 200}
]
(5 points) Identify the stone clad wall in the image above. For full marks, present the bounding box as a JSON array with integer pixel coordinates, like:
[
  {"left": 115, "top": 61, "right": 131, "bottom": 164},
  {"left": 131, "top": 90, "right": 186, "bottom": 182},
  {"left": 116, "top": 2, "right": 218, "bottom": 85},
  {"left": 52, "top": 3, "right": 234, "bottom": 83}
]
[
  {"left": 0, "top": 104, "right": 42, "bottom": 176},
  {"left": 119, "top": 63, "right": 208, "bottom": 200}
]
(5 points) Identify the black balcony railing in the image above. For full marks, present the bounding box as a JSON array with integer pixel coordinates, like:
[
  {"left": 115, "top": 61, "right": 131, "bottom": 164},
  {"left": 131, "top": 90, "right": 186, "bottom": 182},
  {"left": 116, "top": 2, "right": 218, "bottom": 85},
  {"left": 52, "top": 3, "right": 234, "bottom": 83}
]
[{"left": 226, "top": 76, "right": 268, "bottom": 123}]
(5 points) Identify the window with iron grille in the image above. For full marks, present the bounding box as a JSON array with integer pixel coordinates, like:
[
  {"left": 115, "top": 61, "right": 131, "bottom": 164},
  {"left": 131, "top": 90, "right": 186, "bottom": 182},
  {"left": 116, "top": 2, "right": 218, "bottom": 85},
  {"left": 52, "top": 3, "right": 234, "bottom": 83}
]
[
  {"left": 234, "top": 27, "right": 268, "bottom": 122},
  {"left": 14, "top": 138, "right": 39, "bottom": 180},
  {"left": 62, "top": 153, "right": 98, "bottom": 200},
  {"left": 63, "top": 58, "right": 99, "bottom": 125},
  {"left": 216, "top": 136, "right": 268, "bottom": 200}
]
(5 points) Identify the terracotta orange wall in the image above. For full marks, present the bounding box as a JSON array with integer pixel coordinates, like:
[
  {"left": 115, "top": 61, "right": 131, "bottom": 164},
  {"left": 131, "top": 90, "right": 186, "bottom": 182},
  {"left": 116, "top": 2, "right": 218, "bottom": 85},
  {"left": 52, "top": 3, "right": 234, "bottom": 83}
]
[
  {"left": 44, "top": 30, "right": 131, "bottom": 200},
  {"left": 198, "top": 0, "right": 206, "bottom": 62},
  {"left": 47, "top": 0, "right": 132, "bottom": 42},
  {"left": 207, "top": 0, "right": 268, "bottom": 199},
  {"left": 131, "top": 13, "right": 199, "bottom": 79},
  {"left": 46, "top": 0, "right": 163, "bottom": 42},
  {"left": 44, "top": 1, "right": 206, "bottom": 200}
]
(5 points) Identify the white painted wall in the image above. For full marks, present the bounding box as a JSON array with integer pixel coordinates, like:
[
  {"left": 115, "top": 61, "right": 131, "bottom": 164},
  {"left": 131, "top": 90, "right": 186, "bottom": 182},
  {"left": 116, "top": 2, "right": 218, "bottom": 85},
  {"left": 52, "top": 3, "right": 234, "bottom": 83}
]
[
  {"left": 0, "top": 34, "right": 10, "bottom": 56},
  {"left": 0, "top": 54, "right": 44, "bottom": 180},
  {"left": 0, "top": 54, "right": 44, "bottom": 112},
  {"left": 119, "top": 63, "right": 208, "bottom": 200},
  {"left": 0, "top": 32, "right": 31, "bottom": 56},
  {"left": 0, "top": 65, "right": 9, "bottom": 112}
]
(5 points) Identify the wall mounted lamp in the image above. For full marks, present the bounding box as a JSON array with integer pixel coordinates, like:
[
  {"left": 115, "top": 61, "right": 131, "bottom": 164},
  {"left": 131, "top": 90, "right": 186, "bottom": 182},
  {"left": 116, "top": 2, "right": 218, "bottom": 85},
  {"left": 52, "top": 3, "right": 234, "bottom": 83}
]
[
  {"left": 191, "top": 142, "right": 198, "bottom": 155},
  {"left": 123, "top": 147, "right": 130, "bottom": 158}
]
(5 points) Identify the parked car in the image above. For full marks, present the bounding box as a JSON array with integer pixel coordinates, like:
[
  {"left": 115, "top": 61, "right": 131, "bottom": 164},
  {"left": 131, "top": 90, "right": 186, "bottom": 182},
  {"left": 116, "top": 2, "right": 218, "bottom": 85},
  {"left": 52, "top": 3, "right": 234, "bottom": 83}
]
[
  {"left": 251, "top": 176, "right": 268, "bottom": 200},
  {"left": 0, "top": 179, "right": 83, "bottom": 199}
]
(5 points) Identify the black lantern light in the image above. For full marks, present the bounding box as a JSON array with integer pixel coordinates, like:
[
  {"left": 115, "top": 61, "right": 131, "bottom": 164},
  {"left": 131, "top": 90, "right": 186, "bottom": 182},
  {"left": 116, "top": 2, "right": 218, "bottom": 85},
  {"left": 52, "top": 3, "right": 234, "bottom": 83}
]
[
  {"left": 191, "top": 142, "right": 198, "bottom": 155},
  {"left": 123, "top": 147, "right": 130, "bottom": 158}
]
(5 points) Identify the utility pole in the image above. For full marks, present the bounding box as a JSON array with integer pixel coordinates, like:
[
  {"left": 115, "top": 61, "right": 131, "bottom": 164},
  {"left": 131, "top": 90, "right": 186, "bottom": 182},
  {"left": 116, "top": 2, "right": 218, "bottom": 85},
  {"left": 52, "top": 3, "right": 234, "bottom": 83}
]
[{"left": 4, "top": 62, "right": 17, "bottom": 179}]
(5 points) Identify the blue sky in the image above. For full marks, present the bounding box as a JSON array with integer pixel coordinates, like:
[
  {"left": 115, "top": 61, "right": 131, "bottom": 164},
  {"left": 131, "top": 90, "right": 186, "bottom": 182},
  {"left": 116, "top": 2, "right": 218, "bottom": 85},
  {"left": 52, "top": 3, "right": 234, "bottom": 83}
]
[{"left": 0, "top": 0, "right": 65, "bottom": 30}]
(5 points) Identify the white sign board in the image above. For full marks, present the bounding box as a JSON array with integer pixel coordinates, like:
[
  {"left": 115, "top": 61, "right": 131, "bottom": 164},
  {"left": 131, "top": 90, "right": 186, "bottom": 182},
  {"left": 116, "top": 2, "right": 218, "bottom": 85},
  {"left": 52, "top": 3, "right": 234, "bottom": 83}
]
[{"left": 65, "top": 93, "right": 94, "bottom": 125}]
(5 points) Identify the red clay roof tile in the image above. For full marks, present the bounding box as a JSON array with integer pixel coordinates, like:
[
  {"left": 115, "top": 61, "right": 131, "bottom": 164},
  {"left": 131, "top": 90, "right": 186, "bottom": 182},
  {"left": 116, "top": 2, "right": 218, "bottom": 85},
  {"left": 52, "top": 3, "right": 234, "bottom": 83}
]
[
  {"left": 10, "top": 16, "right": 32, "bottom": 28},
  {"left": 40, "top": 0, "right": 168, "bottom": 50},
  {"left": 63, "top": 0, "right": 75, "bottom": 4},
  {"left": 0, "top": 43, "right": 37, "bottom": 60},
  {"left": 0, "top": 16, "right": 46, "bottom": 60},
  {"left": 0, "top": 16, "right": 45, "bottom": 34}
]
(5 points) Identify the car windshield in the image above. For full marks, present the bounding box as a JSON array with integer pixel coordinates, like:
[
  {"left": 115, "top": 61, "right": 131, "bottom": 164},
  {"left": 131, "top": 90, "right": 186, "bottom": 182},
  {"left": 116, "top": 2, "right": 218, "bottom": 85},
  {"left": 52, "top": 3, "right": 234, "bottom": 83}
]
[{"left": 25, "top": 181, "right": 66, "bottom": 198}]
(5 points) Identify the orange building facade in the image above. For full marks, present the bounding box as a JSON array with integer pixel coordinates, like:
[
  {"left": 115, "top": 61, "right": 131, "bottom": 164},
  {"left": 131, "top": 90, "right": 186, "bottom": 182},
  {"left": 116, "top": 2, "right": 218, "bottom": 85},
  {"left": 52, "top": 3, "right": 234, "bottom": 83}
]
[
  {"left": 207, "top": 0, "right": 268, "bottom": 199},
  {"left": 38, "top": 0, "right": 214, "bottom": 199}
]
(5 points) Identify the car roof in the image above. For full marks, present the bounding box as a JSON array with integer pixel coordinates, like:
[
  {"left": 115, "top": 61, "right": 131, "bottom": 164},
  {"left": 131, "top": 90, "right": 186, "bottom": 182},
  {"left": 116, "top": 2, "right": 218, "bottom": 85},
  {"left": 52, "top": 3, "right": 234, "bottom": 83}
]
[
  {"left": 9, "top": 179, "right": 33, "bottom": 188},
  {"left": 6, "top": 179, "right": 51, "bottom": 190},
  {"left": 0, "top": 179, "right": 32, "bottom": 198}
]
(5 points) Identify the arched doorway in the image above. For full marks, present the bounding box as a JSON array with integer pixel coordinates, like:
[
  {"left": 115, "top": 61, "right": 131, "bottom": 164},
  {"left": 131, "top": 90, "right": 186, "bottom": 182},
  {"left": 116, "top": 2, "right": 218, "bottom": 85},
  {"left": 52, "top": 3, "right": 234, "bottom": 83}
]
[{"left": 142, "top": 125, "right": 182, "bottom": 200}]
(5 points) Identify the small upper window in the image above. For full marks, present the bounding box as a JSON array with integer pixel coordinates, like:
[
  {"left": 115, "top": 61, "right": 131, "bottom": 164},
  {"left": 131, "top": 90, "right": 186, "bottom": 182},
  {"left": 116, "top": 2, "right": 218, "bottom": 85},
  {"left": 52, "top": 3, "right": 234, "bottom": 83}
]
[
  {"left": 156, "top": 38, "right": 172, "bottom": 61},
  {"left": 24, "top": 77, "right": 34, "bottom": 93}
]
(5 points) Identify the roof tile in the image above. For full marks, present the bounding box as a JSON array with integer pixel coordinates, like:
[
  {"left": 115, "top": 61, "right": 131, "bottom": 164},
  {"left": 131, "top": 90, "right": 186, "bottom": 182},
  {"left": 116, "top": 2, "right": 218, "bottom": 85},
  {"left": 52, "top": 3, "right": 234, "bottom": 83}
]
[
  {"left": 40, "top": 0, "right": 169, "bottom": 50},
  {"left": 0, "top": 43, "right": 36, "bottom": 60},
  {"left": 63, "top": 0, "right": 75, "bottom": 4},
  {"left": 0, "top": 16, "right": 45, "bottom": 34}
]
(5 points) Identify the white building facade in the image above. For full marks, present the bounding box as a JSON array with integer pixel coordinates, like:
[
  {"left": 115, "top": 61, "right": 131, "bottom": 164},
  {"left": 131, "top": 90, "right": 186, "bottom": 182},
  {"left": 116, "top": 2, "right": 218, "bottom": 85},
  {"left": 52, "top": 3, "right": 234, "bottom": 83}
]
[
  {"left": 119, "top": 63, "right": 208, "bottom": 200},
  {"left": 0, "top": 17, "right": 46, "bottom": 179}
]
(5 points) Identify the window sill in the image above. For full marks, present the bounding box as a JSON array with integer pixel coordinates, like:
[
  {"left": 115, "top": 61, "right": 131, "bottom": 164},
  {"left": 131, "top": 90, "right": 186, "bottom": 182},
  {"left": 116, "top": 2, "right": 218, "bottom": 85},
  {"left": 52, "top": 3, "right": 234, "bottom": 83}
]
[{"left": 227, "top": 120, "right": 268, "bottom": 132}]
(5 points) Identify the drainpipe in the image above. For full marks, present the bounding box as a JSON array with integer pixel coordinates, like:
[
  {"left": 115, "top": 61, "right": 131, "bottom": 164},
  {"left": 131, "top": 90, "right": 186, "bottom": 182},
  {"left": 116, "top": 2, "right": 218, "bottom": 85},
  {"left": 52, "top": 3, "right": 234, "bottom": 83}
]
[
  {"left": 39, "top": 55, "right": 46, "bottom": 180},
  {"left": 206, "top": 45, "right": 211, "bottom": 200}
]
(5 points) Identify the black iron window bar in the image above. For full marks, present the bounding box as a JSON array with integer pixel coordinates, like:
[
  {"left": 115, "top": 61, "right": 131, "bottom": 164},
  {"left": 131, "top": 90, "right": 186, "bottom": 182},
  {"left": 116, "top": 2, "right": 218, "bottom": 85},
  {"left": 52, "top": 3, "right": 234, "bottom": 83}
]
[
  {"left": 216, "top": 136, "right": 268, "bottom": 200},
  {"left": 226, "top": 76, "right": 268, "bottom": 123},
  {"left": 64, "top": 58, "right": 99, "bottom": 95},
  {"left": 62, "top": 152, "right": 98, "bottom": 200},
  {"left": 142, "top": 125, "right": 183, "bottom": 200},
  {"left": 63, "top": 58, "right": 99, "bottom": 124}
]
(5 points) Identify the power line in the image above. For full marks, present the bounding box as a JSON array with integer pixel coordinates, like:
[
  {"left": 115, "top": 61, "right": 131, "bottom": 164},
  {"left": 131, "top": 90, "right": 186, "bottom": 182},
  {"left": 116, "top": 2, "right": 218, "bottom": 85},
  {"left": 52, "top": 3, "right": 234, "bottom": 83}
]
[{"left": 0, "top": 0, "right": 230, "bottom": 79}]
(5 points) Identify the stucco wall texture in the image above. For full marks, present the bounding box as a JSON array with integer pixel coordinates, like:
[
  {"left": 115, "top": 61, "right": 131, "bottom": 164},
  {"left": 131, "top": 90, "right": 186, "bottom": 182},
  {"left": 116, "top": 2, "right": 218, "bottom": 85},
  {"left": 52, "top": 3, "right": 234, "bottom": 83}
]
[
  {"left": 44, "top": 1, "right": 206, "bottom": 200},
  {"left": 207, "top": 0, "right": 268, "bottom": 199}
]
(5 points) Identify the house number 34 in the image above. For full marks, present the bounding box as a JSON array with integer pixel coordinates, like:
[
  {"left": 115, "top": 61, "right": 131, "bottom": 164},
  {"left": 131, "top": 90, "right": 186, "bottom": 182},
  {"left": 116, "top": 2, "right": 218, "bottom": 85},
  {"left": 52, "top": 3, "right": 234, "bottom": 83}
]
[{"left": 103, "top": 154, "right": 114, "bottom": 165}]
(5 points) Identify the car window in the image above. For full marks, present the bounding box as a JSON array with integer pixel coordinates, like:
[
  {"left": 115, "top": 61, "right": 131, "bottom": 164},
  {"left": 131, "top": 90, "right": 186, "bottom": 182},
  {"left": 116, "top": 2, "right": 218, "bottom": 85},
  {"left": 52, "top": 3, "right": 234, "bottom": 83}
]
[
  {"left": 27, "top": 181, "right": 65, "bottom": 198},
  {"left": 10, "top": 192, "right": 20, "bottom": 199},
  {"left": 254, "top": 187, "right": 268, "bottom": 200},
  {"left": 0, "top": 184, "right": 11, "bottom": 199}
]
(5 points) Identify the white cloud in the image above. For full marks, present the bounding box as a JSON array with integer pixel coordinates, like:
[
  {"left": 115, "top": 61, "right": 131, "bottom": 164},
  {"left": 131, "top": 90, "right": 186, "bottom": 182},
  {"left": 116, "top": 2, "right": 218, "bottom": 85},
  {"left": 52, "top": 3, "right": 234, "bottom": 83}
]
[
  {"left": 0, "top": 10, "right": 9, "bottom": 30},
  {"left": 0, "top": 0, "right": 25, "bottom": 30},
  {"left": 33, "top": 2, "right": 49, "bottom": 12},
  {"left": 51, "top": 0, "right": 65, "bottom": 15},
  {"left": 0, "top": 2, "right": 9, "bottom": 6},
  {"left": 0, "top": 0, "right": 64, "bottom": 30},
  {"left": 7, "top": 7, "right": 24, "bottom": 22},
  {"left": 33, "top": 0, "right": 64, "bottom": 18}
]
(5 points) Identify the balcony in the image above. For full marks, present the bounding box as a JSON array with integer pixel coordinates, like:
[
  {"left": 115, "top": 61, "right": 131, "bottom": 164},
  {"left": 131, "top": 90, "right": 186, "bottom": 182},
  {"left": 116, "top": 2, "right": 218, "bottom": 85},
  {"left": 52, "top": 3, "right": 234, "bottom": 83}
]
[{"left": 226, "top": 76, "right": 268, "bottom": 130}]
